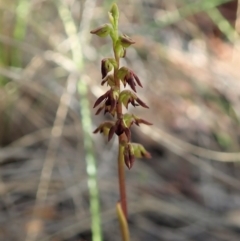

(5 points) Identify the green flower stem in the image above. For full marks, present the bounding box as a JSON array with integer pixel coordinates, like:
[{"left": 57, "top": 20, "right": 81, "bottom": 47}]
[
  {"left": 118, "top": 142, "right": 128, "bottom": 218},
  {"left": 113, "top": 33, "right": 128, "bottom": 220},
  {"left": 116, "top": 202, "right": 130, "bottom": 241},
  {"left": 113, "top": 25, "right": 129, "bottom": 240}
]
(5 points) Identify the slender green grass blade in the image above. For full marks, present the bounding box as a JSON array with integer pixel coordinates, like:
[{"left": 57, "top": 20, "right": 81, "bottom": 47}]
[
  {"left": 57, "top": 1, "right": 102, "bottom": 241},
  {"left": 12, "top": 0, "right": 30, "bottom": 67},
  {"left": 206, "top": 7, "right": 238, "bottom": 43},
  {"left": 155, "top": 0, "right": 232, "bottom": 28}
]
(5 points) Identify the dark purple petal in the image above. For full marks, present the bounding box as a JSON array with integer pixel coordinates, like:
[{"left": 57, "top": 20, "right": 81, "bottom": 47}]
[
  {"left": 132, "top": 72, "right": 143, "bottom": 87},
  {"left": 124, "top": 145, "right": 135, "bottom": 169},
  {"left": 115, "top": 120, "right": 124, "bottom": 136},
  {"left": 130, "top": 99, "right": 137, "bottom": 107},
  {"left": 136, "top": 118, "right": 152, "bottom": 125},
  {"left": 124, "top": 151, "right": 130, "bottom": 169},
  {"left": 95, "top": 105, "right": 104, "bottom": 115},
  {"left": 101, "top": 59, "right": 107, "bottom": 79},
  {"left": 127, "top": 77, "right": 137, "bottom": 92},
  {"left": 136, "top": 97, "right": 149, "bottom": 108},
  {"left": 93, "top": 127, "right": 100, "bottom": 133},
  {"left": 128, "top": 154, "right": 135, "bottom": 169},
  {"left": 122, "top": 48, "right": 126, "bottom": 58},
  {"left": 109, "top": 98, "right": 116, "bottom": 113},
  {"left": 93, "top": 91, "right": 109, "bottom": 108},
  {"left": 101, "top": 78, "right": 107, "bottom": 86},
  {"left": 135, "top": 122, "right": 140, "bottom": 126}
]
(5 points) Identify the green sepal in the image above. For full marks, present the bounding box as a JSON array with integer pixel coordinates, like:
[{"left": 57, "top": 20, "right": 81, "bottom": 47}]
[
  {"left": 119, "top": 90, "right": 133, "bottom": 108},
  {"left": 117, "top": 67, "right": 128, "bottom": 82},
  {"left": 112, "top": 88, "right": 120, "bottom": 101},
  {"left": 93, "top": 121, "right": 115, "bottom": 137},
  {"left": 131, "top": 143, "right": 151, "bottom": 158},
  {"left": 122, "top": 113, "right": 134, "bottom": 128},
  {"left": 105, "top": 59, "right": 113, "bottom": 72},
  {"left": 101, "top": 75, "right": 115, "bottom": 87},
  {"left": 107, "top": 58, "right": 117, "bottom": 68}
]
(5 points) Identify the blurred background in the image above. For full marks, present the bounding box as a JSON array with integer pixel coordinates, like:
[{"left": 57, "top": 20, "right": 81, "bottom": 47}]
[{"left": 1, "top": 0, "right": 240, "bottom": 240}]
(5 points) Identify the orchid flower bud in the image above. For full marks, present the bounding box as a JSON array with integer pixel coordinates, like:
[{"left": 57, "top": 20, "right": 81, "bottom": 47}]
[
  {"left": 119, "top": 34, "right": 135, "bottom": 48},
  {"left": 90, "top": 23, "right": 112, "bottom": 37},
  {"left": 108, "top": 3, "right": 119, "bottom": 27}
]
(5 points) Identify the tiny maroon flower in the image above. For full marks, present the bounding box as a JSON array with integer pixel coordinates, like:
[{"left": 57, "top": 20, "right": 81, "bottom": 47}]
[
  {"left": 123, "top": 142, "right": 151, "bottom": 169},
  {"left": 93, "top": 88, "right": 119, "bottom": 116},
  {"left": 117, "top": 67, "right": 143, "bottom": 92},
  {"left": 108, "top": 117, "right": 132, "bottom": 142}
]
